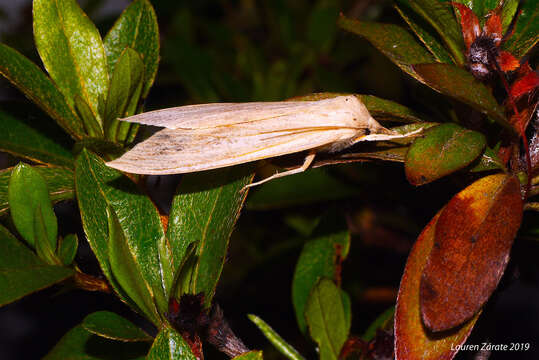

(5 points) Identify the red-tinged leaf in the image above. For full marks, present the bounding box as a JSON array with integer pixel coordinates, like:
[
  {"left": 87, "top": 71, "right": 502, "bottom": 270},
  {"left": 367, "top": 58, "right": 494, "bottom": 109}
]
[
  {"left": 510, "top": 70, "right": 539, "bottom": 100},
  {"left": 503, "top": 0, "right": 539, "bottom": 59},
  {"left": 484, "top": 10, "right": 503, "bottom": 43},
  {"left": 498, "top": 51, "right": 520, "bottom": 72},
  {"left": 412, "top": 63, "right": 509, "bottom": 127},
  {"left": 395, "top": 212, "right": 479, "bottom": 360},
  {"left": 452, "top": 2, "right": 480, "bottom": 50},
  {"left": 405, "top": 123, "right": 486, "bottom": 185},
  {"left": 420, "top": 174, "right": 523, "bottom": 331}
]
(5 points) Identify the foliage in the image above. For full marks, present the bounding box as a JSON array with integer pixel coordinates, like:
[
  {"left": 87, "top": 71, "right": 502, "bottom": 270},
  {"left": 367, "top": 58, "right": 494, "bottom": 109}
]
[{"left": 0, "top": 0, "right": 537, "bottom": 359}]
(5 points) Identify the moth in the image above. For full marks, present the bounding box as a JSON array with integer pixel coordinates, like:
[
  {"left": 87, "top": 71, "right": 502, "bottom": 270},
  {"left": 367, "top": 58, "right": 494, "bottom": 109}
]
[{"left": 107, "top": 95, "right": 419, "bottom": 187}]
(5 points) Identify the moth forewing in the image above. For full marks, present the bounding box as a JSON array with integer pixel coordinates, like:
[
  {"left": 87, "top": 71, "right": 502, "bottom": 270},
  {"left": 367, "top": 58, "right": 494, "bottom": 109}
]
[{"left": 107, "top": 95, "right": 416, "bottom": 178}]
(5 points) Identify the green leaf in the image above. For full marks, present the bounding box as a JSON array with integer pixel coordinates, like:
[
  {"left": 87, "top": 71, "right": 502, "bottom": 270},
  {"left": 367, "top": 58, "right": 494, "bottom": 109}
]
[
  {"left": 232, "top": 351, "right": 264, "bottom": 360},
  {"left": 107, "top": 206, "right": 160, "bottom": 324},
  {"left": 104, "top": 48, "right": 144, "bottom": 142},
  {"left": 362, "top": 307, "right": 395, "bottom": 341},
  {"left": 147, "top": 326, "right": 196, "bottom": 360},
  {"left": 57, "top": 233, "right": 78, "bottom": 266},
  {"left": 104, "top": 0, "right": 159, "bottom": 99},
  {"left": 0, "top": 224, "right": 73, "bottom": 307},
  {"left": 34, "top": 205, "right": 61, "bottom": 265},
  {"left": 74, "top": 95, "right": 103, "bottom": 138},
  {"left": 394, "top": 2, "right": 455, "bottom": 64},
  {"left": 246, "top": 168, "right": 360, "bottom": 210},
  {"left": 412, "top": 63, "right": 509, "bottom": 127},
  {"left": 248, "top": 314, "right": 304, "bottom": 360},
  {"left": 44, "top": 325, "right": 149, "bottom": 360},
  {"left": 75, "top": 150, "right": 170, "bottom": 316},
  {"left": 305, "top": 279, "right": 348, "bottom": 360},
  {"left": 307, "top": 3, "right": 338, "bottom": 53},
  {"left": 452, "top": 0, "right": 499, "bottom": 20},
  {"left": 292, "top": 214, "right": 350, "bottom": 334},
  {"left": 504, "top": 0, "right": 539, "bottom": 58},
  {"left": 470, "top": 146, "right": 504, "bottom": 173},
  {"left": 82, "top": 311, "right": 152, "bottom": 342},
  {"left": 0, "top": 43, "right": 83, "bottom": 138},
  {"left": 400, "top": 0, "right": 465, "bottom": 65},
  {"left": 8, "top": 163, "right": 57, "bottom": 247},
  {"left": 168, "top": 166, "right": 254, "bottom": 306},
  {"left": 0, "top": 166, "right": 74, "bottom": 217},
  {"left": 405, "top": 123, "right": 487, "bottom": 185},
  {"left": 33, "top": 0, "right": 109, "bottom": 120},
  {"left": 338, "top": 15, "right": 435, "bottom": 83},
  {"left": 341, "top": 290, "right": 352, "bottom": 334},
  {"left": 0, "top": 108, "right": 74, "bottom": 167}
]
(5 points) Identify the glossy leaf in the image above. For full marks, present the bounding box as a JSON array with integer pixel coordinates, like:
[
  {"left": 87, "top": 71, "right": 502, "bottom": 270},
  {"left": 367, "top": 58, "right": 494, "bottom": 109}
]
[
  {"left": 75, "top": 150, "right": 169, "bottom": 317},
  {"left": 34, "top": 205, "right": 61, "bottom": 265},
  {"left": 74, "top": 95, "right": 103, "bottom": 138},
  {"left": 0, "top": 224, "right": 73, "bottom": 306},
  {"left": 401, "top": 0, "right": 465, "bottom": 65},
  {"left": 412, "top": 64, "right": 508, "bottom": 126},
  {"left": 395, "top": 212, "right": 479, "bottom": 360},
  {"left": 57, "top": 233, "right": 78, "bottom": 266},
  {"left": 33, "top": 0, "right": 109, "bottom": 121},
  {"left": 8, "top": 163, "right": 57, "bottom": 247},
  {"left": 104, "top": 48, "right": 144, "bottom": 142},
  {"left": 470, "top": 146, "right": 504, "bottom": 172},
  {"left": 394, "top": 2, "right": 454, "bottom": 64},
  {"left": 104, "top": 0, "right": 159, "bottom": 99},
  {"left": 248, "top": 314, "right": 305, "bottom": 360},
  {"left": 169, "top": 166, "right": 254, "bottom": 306},
  {"left": 147, "top": 326, "right": 196, "bottom": 360},
  {"left": 338, "top": 15, "right": 435, "bottom": 82},
  {"left": 0, "top": 166, "right": 74, "bottom": 217},
  {"left": 44, "top": 325, "right": 149, "bottom": 360},
  {"left": 232, "top": 351, "right": 264, "bottom": 360},
  {"left": 82, "top": 311, "right": 152, "bottom": 342},
  {"left": 305, "top": 279, "right": 348, "bottom": 360},
  {"left": 405, "top": 123, "right": 486, "bottom": 185},
  {"left": 504, "top": 0, "right": 539, "bottom": 59},
  {"left": 420, "top": 174, "right": 523, "bottom": 331},
  {"left": 0, "top": 43, "right": 83, "bottom": 138},
  {"left": 0, "top": 108, "right": 74, "bottom": 168},
  {"left": 292, "top": 215, "right": 350, "bottom": 334}
]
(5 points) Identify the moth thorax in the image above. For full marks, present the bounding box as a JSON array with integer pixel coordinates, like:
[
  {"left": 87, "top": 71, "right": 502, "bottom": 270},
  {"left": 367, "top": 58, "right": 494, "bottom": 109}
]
[{"left": 468, "top": 35, "right": 499, "bottom": 80}]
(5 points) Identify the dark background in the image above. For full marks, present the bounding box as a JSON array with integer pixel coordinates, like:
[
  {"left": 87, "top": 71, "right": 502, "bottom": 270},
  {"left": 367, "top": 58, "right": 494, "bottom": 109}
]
[{"left": 0, "top": 1, "right": 538, "bottom": 359}]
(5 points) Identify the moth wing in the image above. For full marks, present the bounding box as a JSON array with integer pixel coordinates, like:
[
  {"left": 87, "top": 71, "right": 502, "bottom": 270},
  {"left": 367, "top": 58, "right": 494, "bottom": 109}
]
[
  {"left": 107, "top": 125, "right": 358, "bottom": 175},
  {"left": 118, "top": 96, "right": 358, "bottom": 130}
]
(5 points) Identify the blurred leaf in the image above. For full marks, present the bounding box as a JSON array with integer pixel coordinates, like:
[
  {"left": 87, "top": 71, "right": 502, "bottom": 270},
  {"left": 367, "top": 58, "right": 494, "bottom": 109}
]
[
  {"left": 104, "top": 48, "right": 144, "bottom": 142},
  {"left": 74, "top": 95, "right": 103, "bottom": 138},
  {"left": 44, "top": 325, "right": 149, "bottom": 360},
  {"left": 504, "top": 0, "right": 539, "bottom": 59},
  {"left": 147, "top": 326, "right": 196, "bottom": 360},
  {"left": 395, "top": 211, "right": 479, "bottom": 359},
  {"left": 405, "top": 123, "right": 486, "bottom": 185},
  {"left": 8, "top": 163, "right": 57, "bottom": 247},
  {"left": 394, "top": 2, "right": 455, "bottom": 64},
  {"left": 338, "top": 15, "right": 435, "bottom": 83},
  {"left": 0, "top": 224, "right": 73, "bottom": 306},
  {"left": 75, "top": 150, "right": 170, "bottom": 316},
  {"left": 340, "top": 290, "right": 352, "bottom": 334},
  {"left": 248, "top": 314, "right": 305, "bottom": 360},
  {"left": 34, "top": 205, "right": 61, "bottom": 265},
  {"left": 500, "top": 0, "right": 520, "bottom": 31},
  {"left": 232, "top": 351, "right": 264, "bottom": 360},
  {"left": 0, "top": 108, "right": 74, "bottom": 167},
  {"left": 400, "top": 0, "right": 465, "bottom": 65},
  {"left": 305, "top": 278, "right": 348, "bottom": 360},
  {"left": 362, "top": 307, "right": 394, "bottom": 341},
  {"left": 307, "top": 3, "right": 338, "bottom": 53},
  {"left": 168, "top": 166, "right": 254, "bottom": 306},
  {"left": 82, "top": 311, "right": 152, "bottom": 342},
  {"left": 107, "top": 206, "right": 160, "bottom": 324},
  {"left": 33, "top": 0, "right": 108, "bottom": 121},
  {"left": 57, "top": 233, "right": 78, "bottom": 266},
  {"left": 0, "top": 166, "right": 74, "bottom": 217},
  {"left": 421, "top": 174, "right": 523, "bottom": 331},
  {"left": 0, "top": 43, "right": 83, "bottom": 138},
  {"left": 412, "top": 64, "right": 508, "bottom": 126},
  {"left": 104, "top": 0, "right": 159, "bottom": 99},
  {"left": 247, "top": 168, "right": 360, "bottom": 210},
  {"left": 293, "top": 214, "right": 350, "bottom": 334}
]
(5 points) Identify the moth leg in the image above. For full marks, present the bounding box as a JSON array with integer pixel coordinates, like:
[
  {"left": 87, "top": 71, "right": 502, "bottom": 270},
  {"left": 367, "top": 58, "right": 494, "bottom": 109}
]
[{"left": 243, "top": 152, "right": 316, "bottom": 190}]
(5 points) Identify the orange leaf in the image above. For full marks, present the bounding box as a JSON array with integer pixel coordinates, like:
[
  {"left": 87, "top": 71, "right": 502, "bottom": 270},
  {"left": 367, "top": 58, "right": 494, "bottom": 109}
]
[
  {"left": 420, "top": 174, "right": 523, "bottom": 332},
  {"left": 395, "top": 212, "right": 479, "bottom": 360},
  {"left": 510, "top": 70, "right": 539, "bottom": 100},
  {"left": 452, "top": 3, "right": 480, "bottom": 50},
  {"left": 484, "top": 11, "right": 502, "bottom": 44},
  {"left": 498, "top": 51, "right": 520, "bottom": 72}
]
